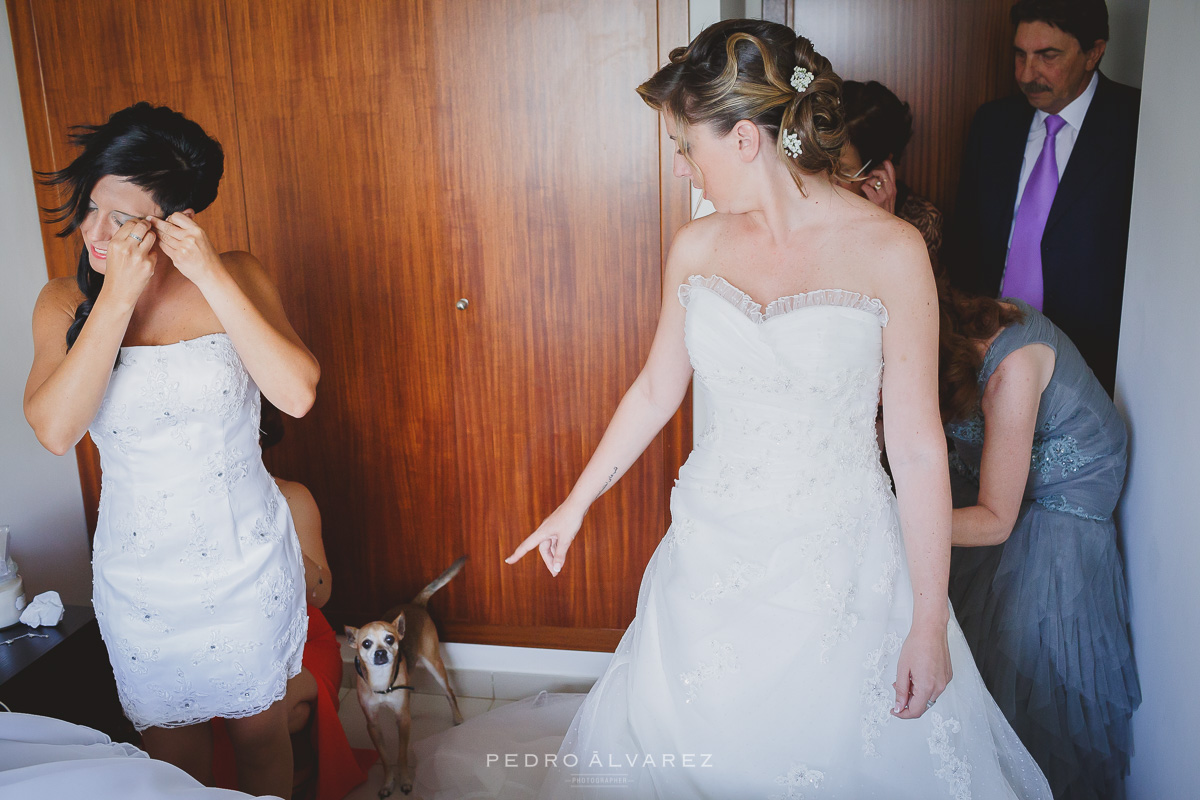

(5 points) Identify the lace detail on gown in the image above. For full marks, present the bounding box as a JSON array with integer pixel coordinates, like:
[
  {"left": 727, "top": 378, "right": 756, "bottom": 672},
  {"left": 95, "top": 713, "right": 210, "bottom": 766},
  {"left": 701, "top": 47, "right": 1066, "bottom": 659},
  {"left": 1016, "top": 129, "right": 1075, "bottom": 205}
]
[
  {"left": 89, "top": 334, "right": 306, "bottom": 731},
  {"left": 679, "top": 640, "right": 739, "bottom": 703},
  {"left": 861, "top": 632, "right": 903, "bottom": 756},
  {"left": 772, "top": 763, "right": 825, "bottom": 799},
  {"left": 689, "top": 559, "right": 766, "bottom": 603},
  {"left": 928, "top": 712, "right": 973, "bottom": 800}
]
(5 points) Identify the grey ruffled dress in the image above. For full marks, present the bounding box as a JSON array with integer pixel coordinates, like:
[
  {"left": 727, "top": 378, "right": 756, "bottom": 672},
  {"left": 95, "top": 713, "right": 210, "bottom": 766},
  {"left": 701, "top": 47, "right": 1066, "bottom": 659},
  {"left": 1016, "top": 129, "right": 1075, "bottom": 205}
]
[{"left": 945, "top": 300, "right": 1140, "bottom": 800}]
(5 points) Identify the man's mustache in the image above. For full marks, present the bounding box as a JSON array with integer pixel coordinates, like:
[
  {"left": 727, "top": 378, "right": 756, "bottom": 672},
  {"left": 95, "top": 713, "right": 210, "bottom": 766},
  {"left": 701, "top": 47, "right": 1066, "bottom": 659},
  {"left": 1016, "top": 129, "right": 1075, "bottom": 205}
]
[{"left": 1021, "top": 82, "right": 1053, "bottom": 94}]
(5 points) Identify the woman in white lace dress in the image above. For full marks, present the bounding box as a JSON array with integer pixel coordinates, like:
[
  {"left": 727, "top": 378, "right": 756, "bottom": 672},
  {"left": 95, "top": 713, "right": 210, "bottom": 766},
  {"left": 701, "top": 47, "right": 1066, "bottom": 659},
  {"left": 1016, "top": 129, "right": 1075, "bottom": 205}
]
[
  {"left": 489, "top": 20, "right": 1053, "bottom": 798},
  {"left": 24, "top": 103, "right": 319, "bottom": 798}
]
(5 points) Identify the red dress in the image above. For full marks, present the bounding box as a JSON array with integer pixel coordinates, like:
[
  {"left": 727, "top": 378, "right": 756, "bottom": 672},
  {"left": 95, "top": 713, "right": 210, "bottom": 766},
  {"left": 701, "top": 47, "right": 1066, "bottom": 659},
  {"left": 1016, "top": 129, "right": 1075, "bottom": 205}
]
[{"left": 211, "top": 607, "right": 376, "bottom": 799}]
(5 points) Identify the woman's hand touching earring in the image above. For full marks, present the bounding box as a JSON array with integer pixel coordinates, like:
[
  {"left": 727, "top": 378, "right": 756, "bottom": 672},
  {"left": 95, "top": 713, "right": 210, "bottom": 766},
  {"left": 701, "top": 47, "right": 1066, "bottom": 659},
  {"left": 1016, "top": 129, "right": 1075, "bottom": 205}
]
[
  {"left": 101, "top": 219, "right": 158, "bottom": 309},
  {"left": 862, "top": 159, "right": 898, "bottom": 216},
  {"left": 147, "top": 212, "right": 223, "bottom": 287}
]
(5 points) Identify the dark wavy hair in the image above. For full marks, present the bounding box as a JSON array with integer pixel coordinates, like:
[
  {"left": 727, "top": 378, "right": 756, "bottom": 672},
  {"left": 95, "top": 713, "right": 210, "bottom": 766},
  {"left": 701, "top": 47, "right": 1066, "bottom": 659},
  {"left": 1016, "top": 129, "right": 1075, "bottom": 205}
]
[
  {"left": 938, "top": 281, "right": 1026, "bottom": 424},
  {"left": 841, "top": 80, "right": 913, "bottom": 169},
  {"left": 637, "top": 19, "right": 847, "bottom": 196},
  {"left": 39, "top": 102, "right": 224, "bottom": 349},
  {"left": 1010, "top": 0, "right": 1110, "bottom": 51}
]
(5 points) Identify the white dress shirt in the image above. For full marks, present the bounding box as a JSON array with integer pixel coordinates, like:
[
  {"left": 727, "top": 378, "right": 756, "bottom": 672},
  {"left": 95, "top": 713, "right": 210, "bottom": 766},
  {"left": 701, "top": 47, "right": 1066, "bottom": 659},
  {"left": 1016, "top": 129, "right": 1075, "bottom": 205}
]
[
  {"left": 1009, "top": 70, "right": 1099, "bottom": 237},
  {"left": 999, "top": 70, "right": 1101, "bottom": 294}
]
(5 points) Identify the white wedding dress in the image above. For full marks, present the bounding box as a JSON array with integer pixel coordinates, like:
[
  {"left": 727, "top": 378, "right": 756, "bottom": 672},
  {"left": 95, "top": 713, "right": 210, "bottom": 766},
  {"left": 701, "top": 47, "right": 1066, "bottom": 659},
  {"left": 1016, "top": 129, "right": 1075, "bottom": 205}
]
[
  {"left": 413, "top": 276, "right": 1051, "bottom": 799},
  {"left": 89, "top": 333, "right": 307, "bottom": 731}
]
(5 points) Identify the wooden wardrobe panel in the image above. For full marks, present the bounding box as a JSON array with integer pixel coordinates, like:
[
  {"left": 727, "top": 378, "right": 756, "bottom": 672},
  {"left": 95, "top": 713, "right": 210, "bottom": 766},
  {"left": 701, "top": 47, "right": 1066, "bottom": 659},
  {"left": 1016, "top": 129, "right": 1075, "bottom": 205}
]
[
  {"left": 790, "top": 0, "right": 1015, "bottom": 218},
  {"left": 223, "top": 0, "right": 467, "bottom": 630},
  {"left": 430, "top": 0, "right": 669, "bottom": 632},
  {"left": 225, "top": 0, "right": 684, "bottom": 643}
]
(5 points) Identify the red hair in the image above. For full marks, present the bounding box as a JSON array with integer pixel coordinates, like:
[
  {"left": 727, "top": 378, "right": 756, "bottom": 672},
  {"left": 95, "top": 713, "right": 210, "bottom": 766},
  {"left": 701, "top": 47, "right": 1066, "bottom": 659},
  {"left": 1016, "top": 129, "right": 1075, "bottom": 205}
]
[{"left": 938, "top": 280, "right": 1025, "bottom": 424}]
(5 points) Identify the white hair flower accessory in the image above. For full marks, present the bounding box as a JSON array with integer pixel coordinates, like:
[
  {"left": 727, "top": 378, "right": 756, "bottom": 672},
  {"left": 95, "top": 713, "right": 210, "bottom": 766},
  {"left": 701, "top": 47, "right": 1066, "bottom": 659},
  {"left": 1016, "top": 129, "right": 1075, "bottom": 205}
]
[
  {"left": 790, "top": 66, "right": 814, "bottom": 93},
  {"left": 781, "top": 129, "right": 803, "bottom": 159}
]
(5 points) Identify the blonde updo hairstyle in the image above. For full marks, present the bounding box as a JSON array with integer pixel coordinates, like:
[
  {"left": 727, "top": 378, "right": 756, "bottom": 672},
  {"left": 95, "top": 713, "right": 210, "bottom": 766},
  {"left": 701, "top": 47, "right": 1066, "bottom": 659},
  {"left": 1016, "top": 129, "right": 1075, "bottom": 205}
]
[{"left": 637, "top": 19, "right": 847, "bottom": 196}]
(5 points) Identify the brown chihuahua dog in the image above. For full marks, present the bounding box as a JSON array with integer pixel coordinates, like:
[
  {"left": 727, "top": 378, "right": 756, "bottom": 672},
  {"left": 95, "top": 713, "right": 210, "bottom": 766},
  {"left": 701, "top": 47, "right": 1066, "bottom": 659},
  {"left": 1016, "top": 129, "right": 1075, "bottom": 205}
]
[{"left": 345, "top": 556, "right": 466, "bottom": 797}]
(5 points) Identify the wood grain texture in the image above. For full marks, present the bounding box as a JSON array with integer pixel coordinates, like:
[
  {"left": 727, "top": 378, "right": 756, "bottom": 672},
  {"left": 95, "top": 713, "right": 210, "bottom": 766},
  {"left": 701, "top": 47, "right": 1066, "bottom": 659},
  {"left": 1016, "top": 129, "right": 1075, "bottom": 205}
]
[
  {"left": 220, "top": 0, "right": 466, "bottom": 635},
  {"left": 223, "top": 0, "right": 682, "bottom": 641},
  {"left": 8, "top": 0, "right": 695, "bottom": 649},
  {"left": 790, "top": 0, "right": 1016, "bottom": 218},
  {"left": 440, "top": 622, "right": 625, "bottom": 653}
]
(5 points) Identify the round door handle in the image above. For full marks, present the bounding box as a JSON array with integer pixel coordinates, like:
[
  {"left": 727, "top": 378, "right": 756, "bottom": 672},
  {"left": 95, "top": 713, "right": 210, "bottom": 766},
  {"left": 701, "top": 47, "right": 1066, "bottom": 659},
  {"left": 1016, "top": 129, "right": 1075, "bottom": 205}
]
[{"left": 455, "top": 298, "right": 469, "bottom": 311}]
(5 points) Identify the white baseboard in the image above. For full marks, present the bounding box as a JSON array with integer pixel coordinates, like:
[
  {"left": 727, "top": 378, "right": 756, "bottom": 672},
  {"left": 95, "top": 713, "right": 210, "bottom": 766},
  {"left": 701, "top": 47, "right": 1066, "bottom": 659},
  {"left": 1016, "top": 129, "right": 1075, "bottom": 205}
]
[{"left": 339, "top": 638, "right": 613, "bottom": 701}]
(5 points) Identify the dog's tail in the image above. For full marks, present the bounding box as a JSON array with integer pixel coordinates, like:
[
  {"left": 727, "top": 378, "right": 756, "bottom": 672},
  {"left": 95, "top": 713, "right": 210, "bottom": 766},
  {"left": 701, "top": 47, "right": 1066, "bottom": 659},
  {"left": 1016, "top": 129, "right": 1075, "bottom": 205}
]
[{"left": 410, "top": 556, "right": 467, "bottom": 607}]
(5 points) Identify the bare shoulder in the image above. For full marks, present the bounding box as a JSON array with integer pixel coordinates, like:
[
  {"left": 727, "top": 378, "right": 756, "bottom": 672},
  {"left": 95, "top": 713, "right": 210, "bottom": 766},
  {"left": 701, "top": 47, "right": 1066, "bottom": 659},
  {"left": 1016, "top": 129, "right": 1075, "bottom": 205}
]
[
  {"left": 274, "top": 478, "right": 326, "bottom": 561},
  {"left": 36, "top": 276, "right": 84, "bottom": 311},
  {"left": 33, "top": 277, "right": 83, "bottom": 328},
  {"left": 669, "top": 213, "right": 726, "bottom": 260},
  {"left": 274, "top": 476, "right": 316, "bottom": 510},
  {"left": 845, "top": 212, "right": 934, "bottom": 324},
  {"left": 663, "top": 213, "right": 728, "bottom": 286},
  {"left": 220, "top": 249, "right": 284, "bottom": 304},
  {"left": 983, "top": 343, "right": 1055, "bottom": 406},
  {"left": 864, "top": 213, "right": 931, "bottom": 288},
  {"left": 220, "top": 249, "right": 269, "bottom": 284},
  {"left": 825, "top": 191, "right": 928, "bottom": 290}
]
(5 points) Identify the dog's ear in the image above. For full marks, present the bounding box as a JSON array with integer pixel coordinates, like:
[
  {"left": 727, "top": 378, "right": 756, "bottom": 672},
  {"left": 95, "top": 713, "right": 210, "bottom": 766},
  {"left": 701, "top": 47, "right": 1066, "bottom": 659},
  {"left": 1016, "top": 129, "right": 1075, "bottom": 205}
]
[
  {"left": 392, "top": 611, "right": 406, "bottom": 639},
  {"left": 344, "top": 626, "right": 359, "bottom": 647}
]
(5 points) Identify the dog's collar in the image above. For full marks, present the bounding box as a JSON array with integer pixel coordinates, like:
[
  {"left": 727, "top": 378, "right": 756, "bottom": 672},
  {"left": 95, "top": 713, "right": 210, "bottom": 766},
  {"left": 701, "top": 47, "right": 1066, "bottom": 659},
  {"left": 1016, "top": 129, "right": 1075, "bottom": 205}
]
[{"left": 355, "top": 653, "right": 416, "bottom": 695}]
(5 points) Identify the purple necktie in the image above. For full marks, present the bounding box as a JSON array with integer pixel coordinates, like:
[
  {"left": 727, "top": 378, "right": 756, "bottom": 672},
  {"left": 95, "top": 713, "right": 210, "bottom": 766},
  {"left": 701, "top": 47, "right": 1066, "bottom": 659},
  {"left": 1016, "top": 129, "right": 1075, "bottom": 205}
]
[{"left": 1003, "top": 114, "right": 1067, "bottom": 310}]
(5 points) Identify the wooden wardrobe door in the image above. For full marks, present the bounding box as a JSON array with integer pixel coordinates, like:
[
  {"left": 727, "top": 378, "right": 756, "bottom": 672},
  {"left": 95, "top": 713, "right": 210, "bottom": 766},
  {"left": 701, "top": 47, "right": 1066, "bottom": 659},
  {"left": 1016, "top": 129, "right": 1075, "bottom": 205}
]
[
  {"left": 789, "top": 0, "right": 1015, "bottom": 217},
  {"left": 428, "top": 1, "right": 682, "bottom": 648},
  {"left": 222, "top": 0, "right": 467, "bottom": 628},
  {"left": 224, "top": 0, "right": 689, "bottom": 648}
]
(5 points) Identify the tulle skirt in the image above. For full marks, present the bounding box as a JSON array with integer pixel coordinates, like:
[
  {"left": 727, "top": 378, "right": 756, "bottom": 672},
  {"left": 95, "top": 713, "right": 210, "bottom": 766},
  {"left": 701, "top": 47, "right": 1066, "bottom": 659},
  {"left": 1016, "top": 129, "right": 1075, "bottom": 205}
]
[
  {"left": 412, "top": 477, "right": 1053, "bottom": 798},
  {"left": 950, "top": 501, "right": 1141, "bottom": 800}
]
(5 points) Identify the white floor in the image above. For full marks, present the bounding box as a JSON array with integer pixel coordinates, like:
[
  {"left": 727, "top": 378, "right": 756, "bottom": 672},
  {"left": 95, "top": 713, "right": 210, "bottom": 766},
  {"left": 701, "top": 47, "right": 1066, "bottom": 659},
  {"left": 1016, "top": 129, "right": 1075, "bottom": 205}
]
[
  {"left": 336, "top": 687, "right": 512, "bottom": 800},
  {"left": 334, "top": 638, "right": 607, "bottom": 800}
]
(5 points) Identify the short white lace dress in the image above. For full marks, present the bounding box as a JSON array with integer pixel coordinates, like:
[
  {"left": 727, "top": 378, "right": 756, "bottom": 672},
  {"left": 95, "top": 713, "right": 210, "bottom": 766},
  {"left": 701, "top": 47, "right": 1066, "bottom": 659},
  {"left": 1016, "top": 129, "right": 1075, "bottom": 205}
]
[{"left": 88, "top": 333, "right": 306, "bottom": 731}]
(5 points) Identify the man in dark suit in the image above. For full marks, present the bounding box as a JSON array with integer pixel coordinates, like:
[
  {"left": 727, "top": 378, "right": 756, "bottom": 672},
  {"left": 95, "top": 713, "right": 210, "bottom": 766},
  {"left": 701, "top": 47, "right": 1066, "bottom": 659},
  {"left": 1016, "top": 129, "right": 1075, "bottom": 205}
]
[{"left": 949, "top": 0, "right": 1139, "bottom": 393}]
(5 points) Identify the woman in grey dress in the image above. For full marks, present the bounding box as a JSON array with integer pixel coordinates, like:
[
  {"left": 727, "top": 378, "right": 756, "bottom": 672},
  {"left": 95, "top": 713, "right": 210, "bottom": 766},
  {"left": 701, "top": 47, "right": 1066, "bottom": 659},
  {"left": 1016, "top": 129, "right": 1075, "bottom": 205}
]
[{"left": 938, "top": 287, "right": 1140, "bottom": 799}]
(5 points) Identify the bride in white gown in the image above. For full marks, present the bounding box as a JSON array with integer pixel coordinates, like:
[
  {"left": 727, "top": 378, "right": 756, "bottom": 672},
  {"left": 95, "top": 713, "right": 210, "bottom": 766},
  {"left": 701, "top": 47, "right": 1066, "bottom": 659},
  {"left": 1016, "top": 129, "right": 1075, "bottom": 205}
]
[{"left": 416, "top": 20, "right": 1052, "bottom": 799}]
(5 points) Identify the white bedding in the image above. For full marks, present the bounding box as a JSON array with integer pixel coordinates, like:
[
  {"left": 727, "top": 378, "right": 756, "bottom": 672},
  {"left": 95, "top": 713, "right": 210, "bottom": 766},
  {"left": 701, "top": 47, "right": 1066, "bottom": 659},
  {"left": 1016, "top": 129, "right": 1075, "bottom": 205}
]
[{"left": 0, "top": 713, "right": 273, "bottom": 799}]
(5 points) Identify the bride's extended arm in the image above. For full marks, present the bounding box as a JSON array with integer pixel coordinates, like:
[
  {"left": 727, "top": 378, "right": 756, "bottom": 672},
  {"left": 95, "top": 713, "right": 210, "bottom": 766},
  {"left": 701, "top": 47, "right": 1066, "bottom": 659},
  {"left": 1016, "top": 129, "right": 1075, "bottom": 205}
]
[
  {"left": 505, "top": 226, "right": 700, "bottom": 576},
  {"left": 878, "top": 223, "right": 953, "bottom": 720}
]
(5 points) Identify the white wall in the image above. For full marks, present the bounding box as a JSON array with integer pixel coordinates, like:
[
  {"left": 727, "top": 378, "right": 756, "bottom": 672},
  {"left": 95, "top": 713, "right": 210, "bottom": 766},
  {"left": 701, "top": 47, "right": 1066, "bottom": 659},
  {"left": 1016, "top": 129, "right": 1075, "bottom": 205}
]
[
  {"left": 1114, "top": 1, "right": 1200, "bottom": 796},
  {"left": 0, "top": 12, "right": 91, "bottom": 605},
  {"left": 719, "top": 0, "right": 763, "bottom": 23},
  {"left": 1105, "top": 0, "right": 1150, "bottom": 88}
]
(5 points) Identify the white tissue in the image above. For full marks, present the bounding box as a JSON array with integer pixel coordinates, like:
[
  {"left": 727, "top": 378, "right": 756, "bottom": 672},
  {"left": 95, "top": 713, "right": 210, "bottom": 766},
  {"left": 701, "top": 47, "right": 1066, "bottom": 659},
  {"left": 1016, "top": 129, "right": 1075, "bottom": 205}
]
[{"left": 18, "top": 590, "right": 64, "bottom": 627}]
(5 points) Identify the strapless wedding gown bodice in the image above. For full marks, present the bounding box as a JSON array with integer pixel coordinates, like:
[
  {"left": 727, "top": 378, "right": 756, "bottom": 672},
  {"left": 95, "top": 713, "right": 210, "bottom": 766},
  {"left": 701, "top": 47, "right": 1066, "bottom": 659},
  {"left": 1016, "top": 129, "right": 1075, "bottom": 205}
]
[
  {"left": 673, "top": 275, "right": 901, "bottom": 643},
  {"left": 414, "top": 276, "right": 1051, "bottom": 799}
]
